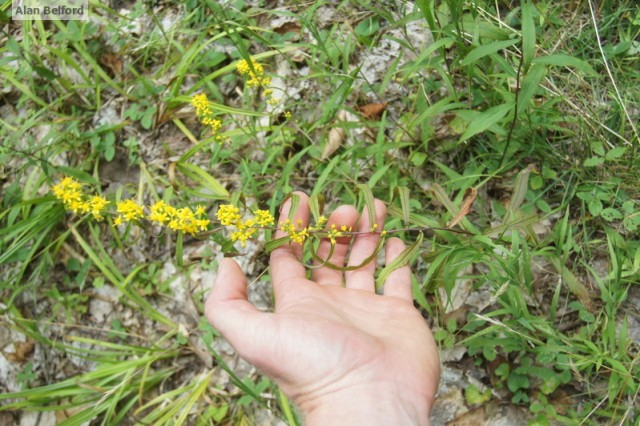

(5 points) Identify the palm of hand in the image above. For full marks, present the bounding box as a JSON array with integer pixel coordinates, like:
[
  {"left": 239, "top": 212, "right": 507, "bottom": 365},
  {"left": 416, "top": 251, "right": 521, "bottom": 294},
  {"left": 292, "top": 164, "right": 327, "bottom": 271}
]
[
  {"left": 263, "top": 281, "right": 438, "bottom": 408},
  {"left": 206, "top": 193, "right": 439, "bottom": 419}
]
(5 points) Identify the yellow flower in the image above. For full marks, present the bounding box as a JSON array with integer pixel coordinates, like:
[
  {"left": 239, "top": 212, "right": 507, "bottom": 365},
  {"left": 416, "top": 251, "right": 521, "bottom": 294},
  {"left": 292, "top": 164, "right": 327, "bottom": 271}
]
[
  {"left": 202, "top": 117, "right": 222, "bottom": 133},
  {"left": 89, "top": 195, "right": 109, "bottom": 220},
  {"left": 191, "top": 93, "right": 211, "bottom": 117},
  {"left": 196, "top": 218, "right": 211, "bottom": 232},
  {"left": 230, "top": 227, "right": 257, "bottom": 247},
  {"left": 216, "top": 204, "right": 241, "bottom": 226},
  {"left": 327, "top": 224, "right": 344, "bottom": 245},
  {"left": 114, "top": 199, "right": 144, "bottom": 224},
  {"left": 236, "top": 59, "right": 270, "bottom": 88},
  {"left": 52, "top": 176, "right": 84, "bottom": 210},
  {"left": 149, "top": 200, "right": 173, "bottom": 224},
  {"left": 280, "top": 219, "right": 309, "bottom": 244},
  {"left": 254, "top": 209, "right": 275, "bottom": 227},
  {"left": 150, "top": 202, "right": 210, "bottom": 235}
]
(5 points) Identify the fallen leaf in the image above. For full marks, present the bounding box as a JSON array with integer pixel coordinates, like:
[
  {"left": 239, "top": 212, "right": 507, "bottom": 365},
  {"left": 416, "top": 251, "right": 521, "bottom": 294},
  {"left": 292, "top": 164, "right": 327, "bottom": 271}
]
[
  {"left": 447, "top": 404, "right": 486, "bottom": 426},
  {"left": 3, "top": 340, "right": 35, "bottom": 363},
  {"left": 273, "top": 21, "right": 301, "bottom": 35},
  {"left": 357, "top": 102, "right": 388, "bottom": 120},
  {"left": 448, "top": 187, "right": 477, "bottom": 229},
  {"left": 321, "top": 127, "right": 345, "bottom": 160},
  {"left": 99, "top": 52, "right": 123, "bottom": 77}
]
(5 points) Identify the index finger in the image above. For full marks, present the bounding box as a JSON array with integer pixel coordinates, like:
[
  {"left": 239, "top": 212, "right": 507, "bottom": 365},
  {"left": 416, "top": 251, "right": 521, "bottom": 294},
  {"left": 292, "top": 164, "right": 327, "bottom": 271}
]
[{"left": 269, "top": 192, "right": 310, "bottom": 298}]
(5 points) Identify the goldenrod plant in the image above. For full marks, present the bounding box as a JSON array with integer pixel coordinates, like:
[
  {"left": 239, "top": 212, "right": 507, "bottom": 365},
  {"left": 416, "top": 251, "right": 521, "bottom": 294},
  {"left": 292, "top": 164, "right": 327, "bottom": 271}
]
[{"left": 1, "top": 0, "right": 639, "bottom": 424}]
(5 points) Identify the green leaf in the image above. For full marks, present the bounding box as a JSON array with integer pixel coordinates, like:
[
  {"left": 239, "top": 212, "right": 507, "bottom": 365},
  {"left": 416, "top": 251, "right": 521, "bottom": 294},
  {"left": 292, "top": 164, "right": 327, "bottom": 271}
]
[
  {"left": 375, "top": 232, "right": 423, "bottom": 291},
  {"left": 605, "top": 146, "right": 627, "bottom": 160},
  {"left": 396, "top": 186, "right": 411, "bottom": 225},
  {"left": 459, "top": 103, "right": 514, "bottom": 142},
  {"left": 507, "top": 371, "right": 530, "bottom": 392},
  {"left": 141, "top": 112, "right": 154, "bottom": 130},
  {"left": 286, "top": 193, "right": 301, "bottom": 223},
  {"left": 510, "top": 167, "right": 531, "bottom": 212},
  {"left": 175, "top": 162, "right": 229, "bottom": 199},
  {"left": 532, "top": 54, "right": 597, "bottom": 76},
  {"left": 623, "top": 214, "right": 640, "bottom": 232},
  {"left": 495, "top": 363, "right": 510, "bottom": 379},
  {"left": 309, "top": 194, "right": 325, "bottom": 222},
  {"left": 461, "top": 39, "right": 519, "bottom": 66},
  {"left": 575, "top": 191, "right": 594, "bottom": 202},
  {"left": 529, "top": 175, "right": 544, "bottom": 190},
  {"left": 265, "top": 237, "right": 291, "bottom": 254},
  {"left": 105, "top": 143, "right": 115, "bottom": 162},
  {"left": 517, "top": 63, "right": 546, "bottom": 114},
  {"left": 483, "top": 345, "right": 497, "bottom": 361},
  {"left": 521, "top": 1, "right": 536, "bottom": 70},
  {"left": 588, "top": 199, "right": 603, "bottom": 216},
  {"left": 34, "top": 65, "right": 56, "bottom": 81},
  {"left": 357, "top": 184, "right": 377, "bottom": 230},
  {"left": 584, "top": 156, "right": 604, "bottom": 167},
  {"left": 600, "top": 208, "right": 623, "bottom": 221},
  {"left": 540, "top": 374, "right": 561, "bottom": 395},
  {"left": 354, "top": 16, "right": 379, "bottom": 38}
]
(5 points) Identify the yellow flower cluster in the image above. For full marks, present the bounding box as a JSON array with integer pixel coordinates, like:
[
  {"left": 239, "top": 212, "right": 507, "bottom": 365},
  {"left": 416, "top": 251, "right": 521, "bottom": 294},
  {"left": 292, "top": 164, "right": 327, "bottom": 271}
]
[
  {"left": 52, "top": 177, "right": 109, "bottom": 220},
  {"left": 279, "top": 219, "right": 309, "bottom": 244},
  {"left": 237, "top": 59, "right": 279, "bottom": 105},
  {"left": 52, "top": 176, "right": 211, "bottom": 235},
  {"left": 236, "top": 59, "right": 271, "bottom": 88},
  {"left": 278, "top": 215, "right": 340, "bottom": 245},
  {"left": 148, "top": 200, "right": 210, "bottom": 235},
  {"left": 216, "top": 205, "right": 275, "bottom": 247},
  {"left": 114, "top": 199, "right": 144, "bottom": 225},
  {"left": 191, "top": 93, "right": 228, "bottom": 143},
  {"left": 191, "top": 93, "right": 211, "bottom": 117},
  {"left": 327, "top": 223, "right": 353, "bottom": 245}
]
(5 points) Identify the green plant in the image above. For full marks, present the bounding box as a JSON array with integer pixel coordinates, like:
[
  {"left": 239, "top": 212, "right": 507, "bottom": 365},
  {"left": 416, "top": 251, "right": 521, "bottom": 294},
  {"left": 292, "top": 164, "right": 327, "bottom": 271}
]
[{"left": 2, "top": 0, "right": 639, "bottom": 424}]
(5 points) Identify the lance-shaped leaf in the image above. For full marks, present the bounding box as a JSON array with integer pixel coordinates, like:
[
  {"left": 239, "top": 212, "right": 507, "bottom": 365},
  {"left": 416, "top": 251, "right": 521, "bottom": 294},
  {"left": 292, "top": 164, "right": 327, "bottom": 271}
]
[
  {"left": 375, "top": 232, "right": 423, "bottom": 291},
  {"left": 357, "top": 184, "right": 377, "bottom": 228},
  {"left": 286, "top": 193, "right": 301, "bottom": 223},
  {"left": 265, "top": 236, "right": 291, "bottom": 254},
  {"left": 396, "top": 186, "right": 411, "bottom": 225},
  {"left": 309, "top": 194, "right": 325, "bottom": 222}
]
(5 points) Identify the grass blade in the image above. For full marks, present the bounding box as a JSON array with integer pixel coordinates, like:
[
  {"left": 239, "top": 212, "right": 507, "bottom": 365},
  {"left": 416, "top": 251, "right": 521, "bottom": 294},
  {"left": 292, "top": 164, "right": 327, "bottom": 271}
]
[
  {"left": 459, "top": 102, "right": 514, "bottom": 143},
  {"left": 461, "top": 39, "right": 519, "bottom": 66}
]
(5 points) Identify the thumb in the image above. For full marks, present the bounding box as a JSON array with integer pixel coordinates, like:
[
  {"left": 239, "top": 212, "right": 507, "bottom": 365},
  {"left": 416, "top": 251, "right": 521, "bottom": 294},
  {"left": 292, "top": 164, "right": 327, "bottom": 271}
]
[{"left": 205, "top": 258, "right": 268, "bottom": 358}]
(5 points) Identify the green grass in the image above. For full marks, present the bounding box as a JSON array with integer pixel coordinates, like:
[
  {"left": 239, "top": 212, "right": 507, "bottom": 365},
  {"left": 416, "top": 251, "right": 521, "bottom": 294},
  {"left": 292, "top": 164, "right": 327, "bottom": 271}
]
[{"left": 1, "top": 0, "right": 639, "bottom": 424}]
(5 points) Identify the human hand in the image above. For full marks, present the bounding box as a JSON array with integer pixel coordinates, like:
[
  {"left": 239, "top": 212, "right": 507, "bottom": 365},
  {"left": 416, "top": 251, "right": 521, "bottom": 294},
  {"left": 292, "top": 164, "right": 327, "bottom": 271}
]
[{"left": 205, "top": 193, "right": 440, "bottom": 425}]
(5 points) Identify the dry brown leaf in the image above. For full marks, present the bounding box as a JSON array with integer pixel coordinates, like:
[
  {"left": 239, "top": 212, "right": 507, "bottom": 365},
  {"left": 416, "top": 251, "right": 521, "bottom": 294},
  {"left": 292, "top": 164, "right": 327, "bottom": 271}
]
[
  {"left": 321, "top": 127, "right": 345, "bottom": 160},
  {"left": 3, "top": 340, "right": 35, "bottom": 363},
  {"left": 99, "top": 52, "right": 123, "bottom": 77},
  {"left": 357, "top": 102, "right": 388, "bottom": 120},
  {"left": 273, "top": 21, "right": 301, "bottom": 35},
  {"left": 448, "top": 187, "right": 477, "bottom": 229},
  {"left": 447, "top": 405, "right": 486, "bottom": 426}
]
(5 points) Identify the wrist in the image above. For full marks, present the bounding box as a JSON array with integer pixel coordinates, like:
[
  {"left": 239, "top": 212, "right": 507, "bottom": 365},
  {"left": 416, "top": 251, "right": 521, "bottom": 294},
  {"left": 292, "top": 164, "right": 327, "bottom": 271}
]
[{"left": 297, "top": 381, "right": 433, "bottom": 426}]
